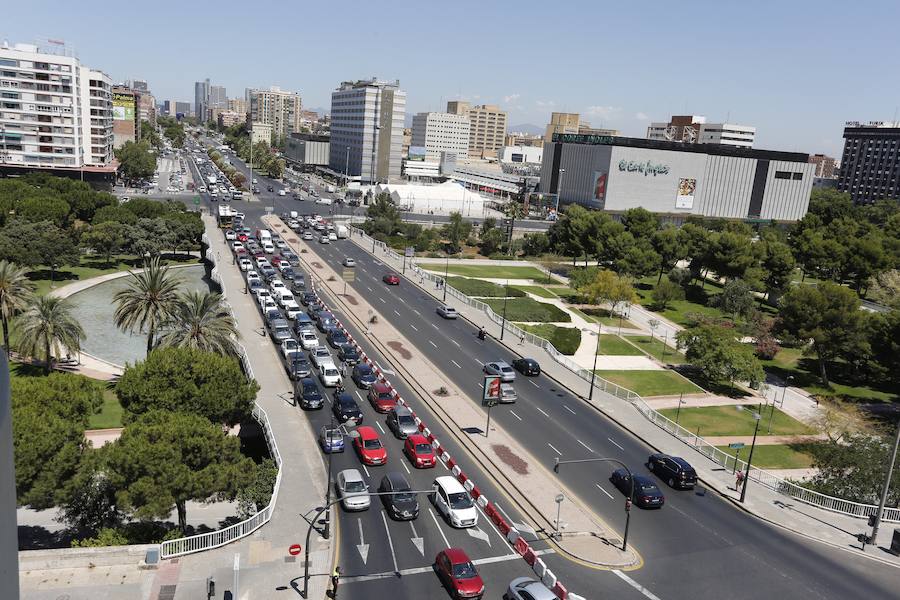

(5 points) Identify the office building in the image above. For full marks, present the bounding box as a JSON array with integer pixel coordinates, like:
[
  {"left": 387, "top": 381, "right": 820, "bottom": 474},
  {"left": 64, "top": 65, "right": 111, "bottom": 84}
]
[
  {"left": 330, "top": 78, "right": 406, "bottom": 183},
  {"left": 447, "top": 101, "right": 507, "bottom": 158},
  {"left": 808, "top": 153, "right": 836, "bottom": 179},
  {"left": 111, "top": 86, "right": 140, "bottom": 148},
  {"left": 647, "top": 115, "right": 756, "bottom": 148},
  {"left": 411, "top": 111, "right": 469, "bottom": 159},
  {"left": 165, "top": 101, "right": 191, "bottom": 118},
  {"left": 284, "top": 133, "right": 330, "bottom": 169},
  {"left": 541, "top": 133, "right": 813, "bottom": 222},
  {"left": 250, "top": 122, "right": 273, "bottom": 144},
  {"left": 506, "top": 132, "right": 543, "bottom": 147},
  {"left": 837, "top": 121, "right": 900, "bottom": 203},
  {"left": 228, "top": 98, "right": 248, "bottom": 116},
  {"left": 0, "top": 41, "right": 115, "bottom": 177},
  {"left": 249, "top": 86, "right": 302, "bottom": 139},
  {"left": 545, "top": 112, "right": 619, "bottom": 142},
  {"left": 209, "top": 85, "right": 227, "bottom": 110},
  {"left": 194, "top": 78, "right": 209, "bottom": 121}
]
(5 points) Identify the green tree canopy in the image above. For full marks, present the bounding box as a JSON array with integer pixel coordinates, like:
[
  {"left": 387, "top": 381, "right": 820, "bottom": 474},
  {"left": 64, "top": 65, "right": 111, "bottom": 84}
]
[
  {"left": 0, "top": 220, "right": 80, "bottom": 267},
  {"left": 676, "top": 324, "right": 764, "bottom": 388},
  {"left": 442, "top": 211, "right": 472, "bottom": 254},
  {"left": 115, "top": 141, "right": 156, "bottom": 184},
  {"left": 365, "top": 193, "right": 402, "bottom": 236},
  {"left": 81, "top": 222, "right": 128, "bottom": 266},
  {"left": 651, "top": 278, "right": 685, "bottom": 311}
]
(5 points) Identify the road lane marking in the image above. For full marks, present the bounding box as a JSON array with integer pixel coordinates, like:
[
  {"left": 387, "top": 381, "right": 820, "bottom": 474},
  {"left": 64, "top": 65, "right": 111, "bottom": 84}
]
[
  {"left": 379, "top": 297, "right": 386, "bottom": 304},
  {"left": 612, "top": 570, "right": 663, "bottom": 600},
  {"left": 451, "top": 359, "right": 462, "bottom": 369},
  {"left": 412, "top": 309, "right": 420, "bottom": 316},
  {"left": 428, "top": 508, "right": 452, "bottom": 548},
  {"left": 409, "top": 522, "right": 424, "bottom": 556},
  {"left": 380, "top": 511, "right": 400, "bottom": 574},
  {"left": 535, "top": 406, "right": 550, "bottom": 418},
  {"left": 563, "top": 405, "right": 576, "bottom": 415},
  {"left": 340, "top": 550, "right": 555, "bottom": 584},
  {"left": 529, "top": 380, "right": 540, "bottom": 388},
  {"left": 509, "top": 410, "right": 522, "bottom": 421},
  {"left": 394, "top": 310, "right": 401, "bottom": 317},
  {"left": 362, "top": 464, "right": 370, "bottom": 478},
  {"left": 401, "top": 460, "right": 411, "bottom": 474},
  {"left": 608, "top": 437, "right": 625, "bottom": 451},
  {"left": 451, "top": 340, "right": 460, "bottom": 347},
  {"left": 376, "top": 422, "right": 385, "bottom": 434},
  {"left": 595, "top": 484, "right": 614, "bottom": 499},
  {"left": 578, "top": 439, "right": 594, "bottom": 453},
  {"left": 547, "top": 443, "right": 562, "bottom": 456},
  {"left": 429, "top": 340, "right": 437, "bottom": 348},
  {"left": 365, "top": 285, "right": 372, "bottom": 292},
  {"left": 410, "top": 324, "right": 418, "bottom": 331},
  {"left": 356, "top": 518, "right": 369, "bottom": 564},
  {"left": 431, "top": 323, "right": 438, "bottom": 330}
]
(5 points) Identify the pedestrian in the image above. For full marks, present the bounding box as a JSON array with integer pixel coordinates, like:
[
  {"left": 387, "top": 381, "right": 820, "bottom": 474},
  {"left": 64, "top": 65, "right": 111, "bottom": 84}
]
[
  {"left": 519, "top": 333, "right": 525, "bottom": 346},
  {"left": 340, "top": 362, "right": 347, "bottom": 378},
  {"left": 735, "top": 470, "right": 744, "bottom": 491},
  {"left": 331, "top": 566, "right": 341, "bottom": 598}
]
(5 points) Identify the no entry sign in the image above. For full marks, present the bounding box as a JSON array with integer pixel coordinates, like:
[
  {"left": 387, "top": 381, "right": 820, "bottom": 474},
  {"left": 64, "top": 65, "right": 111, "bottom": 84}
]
[{"left": 288, "top": 544, "right": 302, "bottom": 556}]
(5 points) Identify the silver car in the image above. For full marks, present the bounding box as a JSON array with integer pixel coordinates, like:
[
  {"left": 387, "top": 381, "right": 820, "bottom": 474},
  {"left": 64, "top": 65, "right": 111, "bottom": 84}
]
[
  {"left": 436, "top": 305, "right": 457, "bottom": 319},
  {"left": 337, "top": 469, "right": 370, "bottom": 511},
  {"left": 505, "top": 578, "right": 556, "bottom": 600},
  {"left": 386, "top": 406, "right": 418, "bottom": 439},
  {"left": 484, "top": 361, "right": 516, "bottom": 382}
]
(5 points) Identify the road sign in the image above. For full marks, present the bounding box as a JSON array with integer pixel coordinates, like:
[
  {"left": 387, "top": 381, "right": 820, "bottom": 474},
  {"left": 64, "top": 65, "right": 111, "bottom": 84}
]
[
  {"left": 405, "top": 246, "right": 415, "bottom": 258},
  {"left": 288, "top": 544, "right": 302, "bottom": 556},
  {"left": 728, "top": 442, "right": 746, "bottom": 449},
  {"left": 482, "top": 375, "right": 501, "bottom": 407},
  {"left": 194, "top": 196, "right": 201, "bottom": 205},
  {"left": 342, "top": 268, "right": 356, "bottom": 282}
]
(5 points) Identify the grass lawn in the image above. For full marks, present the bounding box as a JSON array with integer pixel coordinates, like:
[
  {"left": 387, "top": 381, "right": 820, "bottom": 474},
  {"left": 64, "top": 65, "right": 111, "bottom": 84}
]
[
  {"left": 627, "top": 335, "right": 687, "bottom": 364},
  {"left": 716, "top": 443, "right": 818, "bottom": 469},
  {"left": 597, "top": 334, "right": 644, "bottom": 356},
  {"left": 519, "top": 324, "right": 582, "bottom": 355},
  {"left": 431, "top": 264, "right": 561, "bottom": 283},
  {"left": 447, "top": 277, "right": 525, "bottom": 298},
  {"left": 571, "top": 307, "right": 638, "bottom": 329},
  {"left": 594, "top": 369, "right": 703, "bottom": 397},
  {"left": 510, "top": 285, "right": 558, "bottom": 299},
  {"left": 657, "top": 405, "right": 816, "bottom": 437},
  {"left": 483, "top": 298, "right": 571, "bottom": 323}
]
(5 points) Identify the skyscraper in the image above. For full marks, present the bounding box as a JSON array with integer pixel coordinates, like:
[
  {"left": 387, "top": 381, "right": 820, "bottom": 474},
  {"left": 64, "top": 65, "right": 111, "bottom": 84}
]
[
  {"left": 194, "top": 78, "right": 209, "bottom": 121},
  {"left": 209, "top": 85, "right": 227, "bottom": 109},
  {"left": 411, "top": 112, "right": 469, "bottom": 159},
  {"left": 249, "top": 86, "right": 302, "bottom": 139},
  {"left": 837, "top": 122, "right": 900, "bottom": 203}
]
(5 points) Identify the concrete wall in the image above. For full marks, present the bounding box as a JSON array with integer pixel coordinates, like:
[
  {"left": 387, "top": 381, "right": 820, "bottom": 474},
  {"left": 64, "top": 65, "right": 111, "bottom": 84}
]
[
  {"left": 606, "top": 146, "right": 709, "bottom": 214},
  {"left": 760, "top": 160, "right": 815, "bottom": 221}
]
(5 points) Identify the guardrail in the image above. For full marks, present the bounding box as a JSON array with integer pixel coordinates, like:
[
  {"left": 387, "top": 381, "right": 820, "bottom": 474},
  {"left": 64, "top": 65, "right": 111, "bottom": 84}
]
[{"left": 347, "top": 224, "right": 900, "bottom": 523}]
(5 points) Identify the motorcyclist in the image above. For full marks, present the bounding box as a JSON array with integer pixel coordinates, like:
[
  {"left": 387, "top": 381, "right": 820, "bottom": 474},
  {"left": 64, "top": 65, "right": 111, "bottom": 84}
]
[{"left": 478, "top": 326, "right": 486, "bottom": 340}]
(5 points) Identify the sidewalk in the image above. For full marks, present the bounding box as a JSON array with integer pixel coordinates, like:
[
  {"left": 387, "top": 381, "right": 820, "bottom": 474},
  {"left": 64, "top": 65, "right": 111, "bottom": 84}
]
[{"left": 348, "top": 226, "right": 900, "bottom": 568}]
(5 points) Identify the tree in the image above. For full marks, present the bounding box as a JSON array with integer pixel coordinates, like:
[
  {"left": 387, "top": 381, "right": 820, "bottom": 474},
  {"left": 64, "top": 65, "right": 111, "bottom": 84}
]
[
  {"left": 621, "top": 207, "right": 659, "bottom": 241},
  {"left": 521, "top": 232, "right": 550, "bottom": 256},
  {"left": 128, "top": 218, "right": 175, "bottom": 258},
  {"left": 236, "top": 458, "right": 278, "bottom": 517},
  {"left": 104, "top": 409, "right": 256, "bottom": 531},
  {"left": 0, "top": 259, "right": 33, "bottom": 356},
  {"left": 777, "top": 282, "right": 865, "bottom": 387},
  {"left": 442, "top": 211, "right": 471, "bottom": 253},
  {"left": 651, "top": 226, "right": 686, "bottom": 283},
  {"left": 615, "top": 242, "right": 659, "bottom": 278},
  {"left": 141, "top": 120, "right": 162, "bottom": 150},
  {"left": 17, "top": 196, "right": 72, "bottom": 227},
  {"left": 81, "top": 222, "right": 127, "bottom": 267},
  {"left": 867, "top": 269, "right": 900, "bottom": 308},
  {"left": 115, "top": 347, "right": 257, "bottom": 425},
  {"left": 548, "top": 205, "right": 590, "bottom": 264},
  {"left": 266, "top": 157, "right": 285, "bottom": 179},
  {"left": 156, "top": 291, "right": 241, "bottom": 358},
  {"left": 579, "top": 270, "right": 637, "bottom": 327},
  {"left": 504, "top": 201, "right": 526, "bottom": 255},
  {"left": 869, "top": 308, "right": 900, "bottom": 387},
  {"left": 92, "top": 204, "right": 138, "bottom": 226},
  {"left": 760, "top": 240, "right": 796, "bottom": 303},
  {"left": 806, "top": 432, "right": 900, "bottom": 505},
  {"left": 676, "top": 324, "right": 764, "bottom": 388},
  {"left": 843, "top": 232, "right": 888, "bottom": 293},
  {"left": 365, "top": 193, "right": 402, "bottom": 236},
  {"left": 651, "top": 278, "right": 685, "bottom": 311},
  {"left": 480, "top": 217, "right": 496, "bottom": 238},
  {"left": 714, "top": 278, "right": 756, "bottom": 320},
  {"left": 113, "top": 257, "right": 182, "bottom": 355},
  {"left": 0, "top": 220, "right": 80, "bottom": 267},
  {"left": 479, "top": 227, "right": 504, "bottom": 256},
  {"left": 115, "top": 141, "right": 156, "bottom": 185},
  {"left": 709, "top": 231, "right": 756, "bottom": 281},
  {"left": 678, "top": 222, "right": 712, "bottom": 284},
  {"left": 16, "top": 295, "right": 85, "bottom": 373}
]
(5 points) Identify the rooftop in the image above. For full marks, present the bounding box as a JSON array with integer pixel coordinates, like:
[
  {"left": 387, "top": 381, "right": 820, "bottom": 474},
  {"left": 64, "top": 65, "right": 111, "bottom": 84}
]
[{"left": 552, "top": 133, "right": 808, "bottom": 162}]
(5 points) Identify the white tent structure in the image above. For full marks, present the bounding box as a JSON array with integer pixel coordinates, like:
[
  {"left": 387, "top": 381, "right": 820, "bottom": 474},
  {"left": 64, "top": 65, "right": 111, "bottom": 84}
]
[{"left": 370, "top": 182, "right": 501, "bottom": 217}]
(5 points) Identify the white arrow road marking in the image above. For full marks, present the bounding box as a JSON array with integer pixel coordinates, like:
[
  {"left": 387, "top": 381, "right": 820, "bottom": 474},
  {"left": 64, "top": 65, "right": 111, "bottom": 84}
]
[
  {"left": 466, "top": 526, "right": 491, "bottom": 546},
  {"left": 356, "top": 518, "right": 369, "bottom": 564},
  {"left": 340, "top": 550, "right": 556, "bottom": 584},
  {"left": 409, "top": 522, "right": 425, "bottom": 556},
  {"left": 380, "top": 511, "right": 400, "bottom": 573},
  {"left": 428, "top": 508, "right": 452, "bottom": 548}
]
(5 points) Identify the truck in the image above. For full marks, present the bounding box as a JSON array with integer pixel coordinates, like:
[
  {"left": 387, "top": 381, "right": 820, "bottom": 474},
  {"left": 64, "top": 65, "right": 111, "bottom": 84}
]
[
  {"left": 206, "top": 175, "right": 217, "bottom": 186},
  {"left": 326, "top": 184, "right": 336, "bottom": 193},
  {"left": 336, "top": 225, "right": 349, "bottom": 239}
]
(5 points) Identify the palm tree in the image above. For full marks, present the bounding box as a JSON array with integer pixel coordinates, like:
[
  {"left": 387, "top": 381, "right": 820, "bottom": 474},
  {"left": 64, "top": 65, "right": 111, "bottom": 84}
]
[
  {"left": 504, "top": 201, "right": 526, "bottom": 256},
  {"left": 113, "top": 257, "right": 182, "bottom": 356},
  {"left": 17, "top": 295, "right": 85, "bottom": 373},
  {"left": 0, "top": 260, "right": 34, "bottom": 357},
  {"left": 156, "top": 290, "right": 240, "bottom": 358}
]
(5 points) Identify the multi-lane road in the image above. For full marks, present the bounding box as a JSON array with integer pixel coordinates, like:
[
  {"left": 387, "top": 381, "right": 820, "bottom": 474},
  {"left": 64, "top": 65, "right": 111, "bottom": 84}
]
[{"left": 186, "top": 137, "right": 899, "bottom": 600}]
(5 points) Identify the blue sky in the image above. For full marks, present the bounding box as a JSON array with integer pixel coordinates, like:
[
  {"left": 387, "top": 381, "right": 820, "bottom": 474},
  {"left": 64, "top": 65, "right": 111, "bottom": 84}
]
[{"left": 6, "top": 0, "right": 900, "bottom": 156}]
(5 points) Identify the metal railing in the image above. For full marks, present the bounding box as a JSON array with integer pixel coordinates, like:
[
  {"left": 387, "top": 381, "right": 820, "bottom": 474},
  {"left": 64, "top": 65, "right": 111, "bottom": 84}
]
[{"left": 347, "top": 224, "right": 900, "bottom": 524}]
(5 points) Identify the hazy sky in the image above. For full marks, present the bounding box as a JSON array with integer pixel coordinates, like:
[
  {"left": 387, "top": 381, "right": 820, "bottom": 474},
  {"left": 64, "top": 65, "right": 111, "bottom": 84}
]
[{"left": 6, "top": 0, "right": 900, "bottom": 156}]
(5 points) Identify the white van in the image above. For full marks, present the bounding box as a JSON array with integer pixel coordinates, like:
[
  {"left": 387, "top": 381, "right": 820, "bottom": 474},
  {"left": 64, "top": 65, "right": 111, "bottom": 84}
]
[
  {"left": 432, "top": 476, "right": 478, "bottom": 528},
  {"left": 276, "top": 289, "right": 294, "bottom": 308},
  {"left": 336, "top": 225, "right": 349, "bottom": 239}
]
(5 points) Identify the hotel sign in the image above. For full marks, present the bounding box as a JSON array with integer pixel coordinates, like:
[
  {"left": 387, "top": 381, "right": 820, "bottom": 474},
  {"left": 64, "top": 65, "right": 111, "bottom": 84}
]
[
  {"left": 618, "top": 159, "right": 669, "bottom": 177},
  {"left": 554, "top": 133, "right": 616, "bottom": 144}
]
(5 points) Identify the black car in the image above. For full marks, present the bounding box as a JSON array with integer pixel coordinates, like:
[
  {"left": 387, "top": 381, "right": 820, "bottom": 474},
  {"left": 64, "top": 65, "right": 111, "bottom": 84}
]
[
  {"left": 648, "top": 453, "right": 697, "bottom": 489},
  {"left": 281, "top": 267, "right": 296, "bottom": 281},
  {"left": 610, "top": 469, "right": 665, "bottom": 509},
  {"left": 512, "top": 357, "right": 541, "bottom": 376},
  {"left": 327, "top": 329, "right": 349, "bottom": 349},
  {"left": 296, "top": 377, "right": 324, "bottom": 409},
  {"left": 264, "top": 308, "right": 282, "bottom": 328},
  {"left": 286, "top": 356, "right": 312, "bottom": 380},
  {"left": 332, "top": 391, "right": 363, "bottom": 424},
  {"left": 248, "top": 279, "right": 263, "bottom": 293},
  {"left": 378, "top": 472, "right": 419, "bottom": 521},
  {"left": 338, "top": 344, "right": 360, "bottom": 365},
  {"left": 291, "top": 280, "right": 307, "bottom": 294},
  {"left": 307, "top": 303, "right": 327, "bottom": 319},
  {"left": 267, "top": 185, "right": 274, "bottom": 192},
  {"left": 300, "top": 292, "right": 318, "bottom": 306},
  {"left": 352, "top": 363, "right": 377, "bottom": 388},
  {"left": 294, "top": 313, "right": 316, "bottom": 333}
]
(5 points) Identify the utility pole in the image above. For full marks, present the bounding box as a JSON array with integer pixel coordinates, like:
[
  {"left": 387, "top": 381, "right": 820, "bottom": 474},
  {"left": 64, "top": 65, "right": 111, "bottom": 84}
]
[
  {"left": 739, "top": 412, "right": 762, "bottom": 503},
  {"left": 500, "top": 280, "right": 510, "bottom": 341},
  {"left": 587, "top": 323, "right": 601, "bottom": 403},
  {"left": 869, "top": 419, "right": 900, "bottom": 548}
]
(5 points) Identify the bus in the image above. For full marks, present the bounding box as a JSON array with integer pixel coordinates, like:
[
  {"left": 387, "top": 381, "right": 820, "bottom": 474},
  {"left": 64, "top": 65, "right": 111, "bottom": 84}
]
[{"left": 217, "top": 204, "right": 235, "bottom": 229}]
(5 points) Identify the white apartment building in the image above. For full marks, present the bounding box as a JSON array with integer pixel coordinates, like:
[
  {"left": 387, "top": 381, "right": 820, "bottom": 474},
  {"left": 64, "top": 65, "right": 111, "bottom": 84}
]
[
  {"left": 0, "top": 42, "right": 114, "bottom": 171},
  {"left": 696, "top": 123, "right": 756, "bottom": 147},
  {"left": 329, "top": 78, "right": 406, "bottom": 183},
  {"left": 249, "top": 86, "right": 302, "bottom": 140},
  {"left": 647, "top": 115, "right": 755, "bottom": 148},
  {"left": 411, "top": 112, "right": 469, "bottom": 159}
]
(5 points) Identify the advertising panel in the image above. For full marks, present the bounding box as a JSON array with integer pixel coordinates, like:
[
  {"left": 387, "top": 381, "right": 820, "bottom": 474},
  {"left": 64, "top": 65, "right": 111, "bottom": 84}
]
[
  {"left": 675, "top": 177, "right": 696, "bottom": 209},
  {"left": 408, "top": 146, "right": 427, "bottom": 161},
  {"left": 112, "top": 93, "right": 135, "bottom": 122},
  {"left": 592, "top": 171, "right": 608, "bottom": 203},
  {"left": 482, "top": 375, "right": 501, "bottom": 406}
]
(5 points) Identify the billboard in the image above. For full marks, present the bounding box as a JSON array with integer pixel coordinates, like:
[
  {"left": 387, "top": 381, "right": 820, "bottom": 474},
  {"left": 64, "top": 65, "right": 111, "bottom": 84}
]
[
  {"left": 482, "top": 375, "right": 501, "bottom": 406},
  {"left": 112, "top": 93, "right": 135, "bottom": 122},
  {"left": 675, "top": 177, "right": 696, "bottom": 209},
  {"left": 592, "top": 171, "right": 608, "bottom": 203},
  {"left": 408, "top": 146, "right": 427, "bottom": 161}
]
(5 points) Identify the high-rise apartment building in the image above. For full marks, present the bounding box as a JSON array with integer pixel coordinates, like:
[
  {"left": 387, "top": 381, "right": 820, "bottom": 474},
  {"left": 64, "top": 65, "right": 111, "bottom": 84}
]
[
  {"left": 194, "top": 79, "right": 209, "bottom": 121},
  {"left": 837, "top": 121, "right": 900, "bottom": 203},
  {"left": 0, "top": 41, "right": 114, "bottom": 172},
  {"left": 647, "top": 115, "right": 755, "bottom": 148},
  {"left": 447, "top": 101, "right": 507, "bottom": 158},
  {"left": 249, "top": 86, "right": 302, "bottom": 140},
  {"left": 808, "top": 153, "right": 836, "bottom": 179},
  {"left": 228, "top": 98, "right": 248, "bottom": 116},
  {"left": 411, "top": 112, "right": 469, "bottom": 159},
  {"left": 209, "top": 85, "right": 227, "bottom": 110},
  {"left": 111, "top": 85, "right": 140, "bottom": 148},
  {"left": 544, "top": 112, "right": 618, "bottom": 142}
]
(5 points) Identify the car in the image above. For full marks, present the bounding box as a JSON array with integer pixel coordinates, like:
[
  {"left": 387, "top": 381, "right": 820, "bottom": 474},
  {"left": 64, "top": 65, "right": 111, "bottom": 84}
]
[
  {"left": 248, "top": 278, "right": 263, "bottom": 293},
  {"left": 327, "top": 329, "right": 349, "bottom": 349},
  {"left": 336, "top": 469, "right": 369, "bottom": 511},
  {"left": 328, "top": 232, "right": 338, "bottom": 241},
  {"left": 511, "top": 358, "right": 541, "bottom": 376},
  {"left": 319, "top": 235, "right": 330, "bottom": 244},
  {"left": 225, "top": 229, "right": 236, "bottom": 240},
  {"left": 278, "top": 189, "right": 286, "bottom": 196},
  {"left": 267, "top": 185, "right": 274, "bottom": 192},
  {"left": 294, "top": 312, "right": 315, "bottom": 331},
  {"left": 610, "top": 469, "right": 665, "bottom": 508},
  {"left": 368, "top": 382, "right": 396, "bottom": 413},
  {"left": 337, "top": 344, "right": 360, "bottom": 365},
  {"left": 379, "top": 472, "right": 419, "bottom": 521},
  {"left": 432, "top": 476, "right": 477, "bottom": 528},
  {"left": 342, "top": 257, "right": 356, "bottom": 268},
  {"left": 238, "top": 233, "right": 249, "bottom": 243},
  {"left": 270, "top": 279, "right": 287, "bottom": 292},
  {"left": 483, "top": 361, "right": 516, "bottom": 382},
  {"left": 437, "top": 305, "right": 458, "bottom": 319},
  {"left": 319, "top": 362, "right": 341, "bottom": 387},
  {"left": 404, "top": 434, "right": 436, "bottom": 468},
  {"left": 270, "top": 322, "right": 293, "bottom": 344},
  {"left": 286, "top": 354, "right": 312, "bottom": 379},
  {"left": 299, "top": 292, "right": 317, "bottom": 306},
  {"left": 302, "top": 232, "right": 314, "bottom": 241},
  {"left": 254, "top": 288, "right": 273, "bottom": 306},
  {"left": 387, "top": 406, "right": 418, "bottom": 439},
  {"left": 310, "top": 345, "right": 332, "bottom": 368},
  {"left": 297, "top": 378, "right": 325, "bottom": 410},
  {"left": 435, "top": 548, "right": 484, "bottom": 600},
  {"left": 281, "top": 268, "right": 297, "bottom": 282},
  {"left": 382, "top": 273, "right": 400, "bottom": 285},
  {"left": 499, "top": 383, "right": 517, "bottom": 404},
  {"left": 351, "top": 363, "right": 377, "bottom": 388},
  {"left": 297, "top": 329, "right": 319, "bottom": 351},
  {"left": 232, "top": 241, "right": 245, "bottom": 253},
  {"left": 283, "top": 300, "right": 303, "bottom": 320},
  {"left": 280, "top": 338, "right": 300, "bottom": 359},
  {"left": 504, "top": 577, "right": 556, "bottom": 600},
  {"left": 353, "top": 426, "right": 387, "bottom": 466},
  {"left": 648, "top": 453, "right": 698, "bottom": 489},
  {"left": 262, "top": 241, "right": 276, "bottom": 254},
  {"left": 238, "top": 257, "right": 253, "bottom": 271},
  {"left": 332, "top": 390, "right": 363, "bottom": 424}
]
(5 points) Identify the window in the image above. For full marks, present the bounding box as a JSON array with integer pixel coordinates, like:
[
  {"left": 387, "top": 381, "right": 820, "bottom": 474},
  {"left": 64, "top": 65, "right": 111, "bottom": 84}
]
[
  {"left": 774, "top": 171, "right": 792, "bottom": 180},
  {"left": 792, "top": 172, "right": 803, "bottom": 180}
]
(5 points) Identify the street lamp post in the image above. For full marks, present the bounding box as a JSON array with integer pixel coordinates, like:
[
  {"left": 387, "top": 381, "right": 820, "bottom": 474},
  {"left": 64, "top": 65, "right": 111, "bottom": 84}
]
[
  {"left": 323, "top": 413, "right": 336, "bottom": 540},
  {"left": 344, "top": 146, "right": 350, "bottom": 189},
  {"left": 674, "top": 392, "right": 685, "bottom": 427},
  {"left": 739, "top": 411, "right": 762, "bottom": 503},
  {"left": 587, "top": 323, "right": 601, "bottom": 404},
  {"left": 443, "top": 254, "right": 450, "bottom": 303},
  {"left": 555, "top": 168, "right": 565, "bottom": 213},
  {"left": 869, "top": 419, "right": 900, "bottom": 549},
  {"left": 500, "top": 280, "right": 510, "bottom": 341}
]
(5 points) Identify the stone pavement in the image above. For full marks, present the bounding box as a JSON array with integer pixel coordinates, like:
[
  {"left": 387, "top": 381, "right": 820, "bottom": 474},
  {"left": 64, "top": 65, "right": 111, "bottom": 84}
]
[{"left": 349, "top": 228, "right": 900, "bottom": 569}]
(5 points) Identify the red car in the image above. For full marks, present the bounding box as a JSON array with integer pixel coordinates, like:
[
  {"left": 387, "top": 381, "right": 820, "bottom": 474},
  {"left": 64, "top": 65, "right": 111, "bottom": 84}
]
[
  {"left": 383, "top": 273, "right": 400, "bottom": 285},
  {"left": 271, "top": 255, "right": 283, "bottom": 266},
  {"left": 237, "top": 233, "right": 248, "bottom": 242},
  {"left": 404, "top": 434, "right": 436, "bottom": 468},
  {"left": 368, "top": 383, "right": 396, "bottom": 413},
  {"left": 435, "top": 548, "right": 484, "bottom": 600},
  {"left": 353, "top": 426, "right": 387, "bottom": 466}
]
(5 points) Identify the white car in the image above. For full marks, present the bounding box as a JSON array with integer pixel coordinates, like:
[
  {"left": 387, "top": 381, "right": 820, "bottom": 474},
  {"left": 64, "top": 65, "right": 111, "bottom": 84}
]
[
  {"left": 261, "top": 298, "right": 278, "bottom": 312},
  {"left": 255, "top": 256, "right": 271, "bottom": 269},
  {"left": 278, "top": 261, "right": 293, "bottom": 272},
  {"left": 319, "top": 235, "right": 330, "bottom": 244},
  {"left": 328, "top": 232, "right": 338, "bottom": 242},
  {"left": 225, "top": 229, "right": 236, "bottom": 240},
  {"left": 270, "top": 279, "right": 287, "bottom": 291},
  {"left": 302, "top": 232, "right": 314, "bottom": 241},
  {"left": 235, "top": 212, "right": 245, "bottom": 219},
  {"left": 310, "top": 346, "right": 332, "bottom": 369},
  {"left": 299, "top": 329, "right": 319, "bottom": 350},
  {"left": 238, "top": 258, "right": 252, "bottom": 271},
  {"left": 280, "top": 338, "right": 300, "bottom": 359},
  {"left": 275, "top": 239, "right": 288, "bottom": 250},
  {"left": 283, "top": 300, "right": 302, "bottom": 319},
  {"left": 254, "top": 289, "right": 273, "bottom": 307},
  {"left": 432, "top": 476, "right": 478, "bottom": 528},
  {"left": 337, "top": 469, "right": 370, "bottom": 511},
  {"left": 278, "top": 189, "right": 286, "bottom": 196},
  {"left": 318, "top": 362, "right": 341, "bottom": 387},
  {"left": 232, "top": 241, "right": 244, "bottom": 252},
  {"left": 262, "top": 241, "right": 275, "bottom": 254},
  {"left": 198, "top": 186, "right": 207, "bottom": 193},
  {"left": 342, "top": 257, "right": 356, "bottom": 268},
  {"left": 277, "top": 292, "right": 295, "bottom": 309}
]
